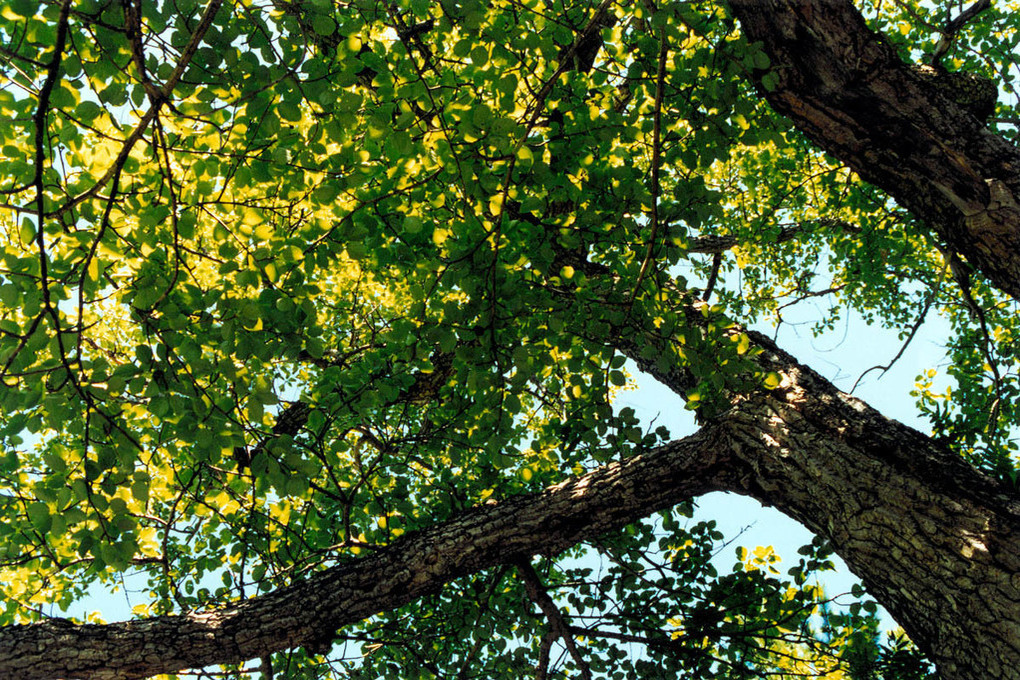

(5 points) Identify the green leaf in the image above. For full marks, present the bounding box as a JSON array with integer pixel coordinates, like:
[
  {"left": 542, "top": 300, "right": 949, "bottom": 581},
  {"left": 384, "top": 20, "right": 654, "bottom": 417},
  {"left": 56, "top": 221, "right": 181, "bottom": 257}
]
[
  {"left": 311, "top": 15, "right": 335, "bottom": 36},
  {"left": 76, "top": 100, "right": 103, "bottom": 122},
  {"left": 403, "top": 215, "right": 423, "bottom": 234},
  {"left": 19, "top": 218, "right": 35, "bottom": 246},
  {"left": 27, "top": 502, "right": 50, "bottom": 532}
]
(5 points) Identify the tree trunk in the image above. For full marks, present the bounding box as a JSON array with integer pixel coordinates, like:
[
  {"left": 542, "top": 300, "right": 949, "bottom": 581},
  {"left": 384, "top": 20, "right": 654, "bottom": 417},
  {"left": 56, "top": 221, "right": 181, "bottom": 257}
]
[
  {"left": 2, "top": 332, "right": 1017, "bottom": 680},
  {"left": 730, "top": 0, "right": 1020, "bottom": 300},
  {"left": 720, "top": 333, "right": 1020, "bottom": 680}
]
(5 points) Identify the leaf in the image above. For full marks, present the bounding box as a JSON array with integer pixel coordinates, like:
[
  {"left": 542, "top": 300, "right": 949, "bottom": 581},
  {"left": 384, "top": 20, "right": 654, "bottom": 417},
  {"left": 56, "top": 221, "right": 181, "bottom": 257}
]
[
  {"left": 76, "top": 100, "right": 103, "bottom": 122},
  {"left": 278, "top": 100, "right": 302, "bottom": 122},
  {"left": 403, "top": 215, "right": 423, "bottom": 234},
  {"left": 312, "top": 15, "right": 335, "bottom": 36},
  {"left": 470, "top": 45, "right": 489, "bottom": 67},
  {"left": 735, "top": 333, "right": 750, "bottom": 355},
  {"left": 19, "top": 218, "right": 35, "bottom": 246},
  {"left": 27, "top": 502, "right": 51, "bottom": 532}
]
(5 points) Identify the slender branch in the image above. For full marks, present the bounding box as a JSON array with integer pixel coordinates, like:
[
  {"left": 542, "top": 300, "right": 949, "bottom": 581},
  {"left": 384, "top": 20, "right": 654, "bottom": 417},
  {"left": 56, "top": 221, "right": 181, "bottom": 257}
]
[
  {"left": 932, "top": 243, "right": 1005, "bottom": 434},
  {"left": 702, "top": 252, "right": 723, "bottom": 302},
  {"left": 31, "top": 0, "right": 73, "bottom": 320},
  {"left": 534, "top": 630, "right": 554, "bottom": 680},
  {"left": 454, "top": 567, "right": 508, "bottom": 680},
  {"left": 49, "top": 0, "right": 224, "bottom": 219},
  {"left": 931, "top": 0, "right": 992, "bottom": 64},
  {"left": 516, "top": 560, "right": 592, "bottom": 680},
  {"left": 122, "top": 0, "right": 162, "bottom": 104},
  {"left": 850, "top": 277, "right": 940, "bottom": 393},
  {"left": 520, "top": 0, "right": 616, "bottom": 134},
  {"left": 630, "top": 20, "right": 669, "bottom": 303},
  {"left": 686, "top": 218, "right": 859, "bottom": 255}
]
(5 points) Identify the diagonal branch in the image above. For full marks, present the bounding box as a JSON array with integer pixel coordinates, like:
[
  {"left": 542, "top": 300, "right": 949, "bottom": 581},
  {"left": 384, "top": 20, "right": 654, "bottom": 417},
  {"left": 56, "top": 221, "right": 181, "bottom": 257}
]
[
  {"left": 931, "top": 0, "right": 992, "bottom": 64},
  {"left": 630, "top": 19, "right": 670, "bottom": 303},
  {"left": 685, "top": 218, "right": 859, "bottom": 254},
  {"left": 730, "top": 0, "right": 1020, "bottom": 301},
  {"left": 850, "top": 276, "right": 940, "bottom": 393},
  {"left": 0, "top": 423, "right": 737, "bottom": 680},
  {"left": 516, "top": 560, "right": 592, "bottom": 680},
  {"left": 48, "top": 0, "right": 224, "bottom": 219},
  {"left": 31, "top": 0, "right": 73, "bottom": 304},
  {"left": 2, "top": 324, "right": 1018, "bottom": 680}
]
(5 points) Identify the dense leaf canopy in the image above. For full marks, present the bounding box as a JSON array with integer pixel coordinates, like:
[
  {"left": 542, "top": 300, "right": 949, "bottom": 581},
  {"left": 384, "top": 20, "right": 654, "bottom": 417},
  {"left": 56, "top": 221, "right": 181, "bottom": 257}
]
[{"left": 0, "top": 0, "right": 1018, "bottom": 678}]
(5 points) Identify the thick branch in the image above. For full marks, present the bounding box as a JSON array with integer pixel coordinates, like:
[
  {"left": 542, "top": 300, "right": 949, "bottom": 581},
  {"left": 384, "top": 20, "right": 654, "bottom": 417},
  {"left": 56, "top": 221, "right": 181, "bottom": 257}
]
[
  {"left": 516, "top": 560, "right": 592, "bottom": 680},
  {"left": 624, "top": 324, "right": 1020, "bottom": 679},
  {"left": 730, "top": 0, "right": 1020, "bottom": 299},
  {"left": 3, "top": 327, "right": 1019, "bottom": 680},
  {"left": 0, "top": 426, "right": 738, "bottom": 680}
]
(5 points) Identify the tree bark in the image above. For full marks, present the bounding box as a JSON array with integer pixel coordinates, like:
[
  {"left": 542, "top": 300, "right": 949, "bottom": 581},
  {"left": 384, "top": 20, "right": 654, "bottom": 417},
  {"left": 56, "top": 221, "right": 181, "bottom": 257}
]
[
  {"left": 730, "top": 0, "right": 1020, "bottom": 300},
  {"left": 2, "top": 332, "right": 1017, "bottom": 680},
  {"left": 708, "top": 333, "right": 1020, "bottom": 680}
]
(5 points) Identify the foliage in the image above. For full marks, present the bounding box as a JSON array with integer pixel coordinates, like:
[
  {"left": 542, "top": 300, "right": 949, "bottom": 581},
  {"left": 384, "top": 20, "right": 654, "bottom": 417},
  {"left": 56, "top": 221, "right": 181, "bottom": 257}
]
[{"left": 0, "top": 0, "right": 1016, "bottom": 677}]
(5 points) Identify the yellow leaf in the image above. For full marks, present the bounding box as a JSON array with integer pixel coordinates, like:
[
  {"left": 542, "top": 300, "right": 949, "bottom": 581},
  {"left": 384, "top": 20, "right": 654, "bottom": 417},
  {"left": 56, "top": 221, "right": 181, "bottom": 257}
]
[
  {"left": 735, "top": 333, "right": 750, "bottom": 355},
  {"left": 488, "top": 194, "right": 504, "bottom": 216}
]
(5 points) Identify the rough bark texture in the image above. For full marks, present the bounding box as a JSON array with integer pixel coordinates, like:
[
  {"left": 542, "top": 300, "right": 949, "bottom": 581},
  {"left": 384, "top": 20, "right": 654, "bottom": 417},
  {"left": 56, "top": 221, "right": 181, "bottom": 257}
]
[
  {"left": 0, "top": 429, "right": 740, "bottom": 680},
  {"left": 1, "top": 331, "right": 1018, "bottom": 680},
  {"left": 730, "top": 0, "right": 1020, "bottom": 300},
  {"left": 725, "top": 334, "right": 1020, "bottom": 680}
]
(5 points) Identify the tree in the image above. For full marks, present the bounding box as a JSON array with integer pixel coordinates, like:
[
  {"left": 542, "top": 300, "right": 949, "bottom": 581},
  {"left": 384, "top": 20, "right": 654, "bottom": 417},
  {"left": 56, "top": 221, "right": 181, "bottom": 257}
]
[{"left": 0, "top": 0, "right": 1017, "bottom": 678}]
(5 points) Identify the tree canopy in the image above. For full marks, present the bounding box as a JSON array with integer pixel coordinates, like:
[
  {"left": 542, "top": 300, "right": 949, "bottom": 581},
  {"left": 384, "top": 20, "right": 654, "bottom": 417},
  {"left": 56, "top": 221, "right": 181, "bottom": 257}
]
[{"left": 1, "top": 0, "right": 1019, "bottom": 678}]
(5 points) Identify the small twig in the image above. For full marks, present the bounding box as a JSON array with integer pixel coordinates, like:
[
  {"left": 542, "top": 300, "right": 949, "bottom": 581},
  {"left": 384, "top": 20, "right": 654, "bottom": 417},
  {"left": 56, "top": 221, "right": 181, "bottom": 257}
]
[
  {"left": 937, "top": 246, "right": 1004, "bottom": 435},
  {"left": 955, "top": 271, "right": 1004, "bottom": 436},
  {"left": 931, "top": 0, "right": 992, "bottom": 65},
  {"left": 774, "top": 285, "right": 846, "bottom": 312},
  {"left": 851, "top": 277, "right": 939, "bottom": 393},
  {"left": 702, "top": 252, "right": 722, "bottom": 302},
  {"left": 516, "top": 559, "right": 592, "bottom": 680},
  {"left": 630, "top": 20, "right": 670, "bottom": 304}
]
